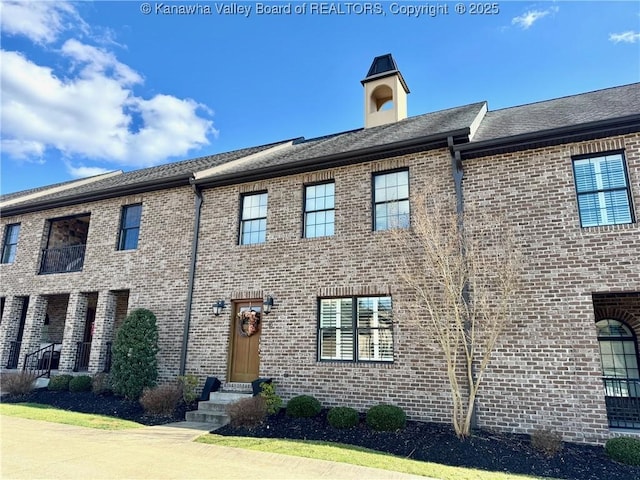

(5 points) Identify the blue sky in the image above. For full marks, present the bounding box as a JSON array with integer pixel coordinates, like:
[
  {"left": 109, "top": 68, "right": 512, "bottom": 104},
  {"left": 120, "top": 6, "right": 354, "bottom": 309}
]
[{"left": 1, "top": 1, "right": 639, "bottom": 195}]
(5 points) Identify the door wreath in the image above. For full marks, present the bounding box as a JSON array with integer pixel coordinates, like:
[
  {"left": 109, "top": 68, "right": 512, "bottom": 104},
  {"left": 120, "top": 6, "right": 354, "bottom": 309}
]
[{"left": 237, "top": 310, "right": 261, "bottom": 337}]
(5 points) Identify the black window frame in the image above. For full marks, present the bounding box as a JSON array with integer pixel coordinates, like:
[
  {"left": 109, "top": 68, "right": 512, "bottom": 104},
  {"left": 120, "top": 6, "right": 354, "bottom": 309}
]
[
  {"left": 372, "top": 168, "right": 410, "bottom": 231},
  {"left": 239, "top": 191, "right": 268, "bottom": 245},
  {"left": 117, "top": 204, "right": 142, "bottom": 251},
  {"left": 317, "top": 296, "right": 394, "bottom": 363},
  {"left": 572, "top": 150, "right": 635, "bottom": 228},
  {"left": 1, "top": 223, "right": 21, "bottom": 264},
  {"left": 303, "top": 181, "right": 336, "bottom": 239}
]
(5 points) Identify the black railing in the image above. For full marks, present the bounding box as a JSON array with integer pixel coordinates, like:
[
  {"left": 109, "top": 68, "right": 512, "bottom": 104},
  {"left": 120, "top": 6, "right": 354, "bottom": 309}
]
[
  {"left": 23, "top": 343, "right": 59, "bottom": 378},
  {"left": 603, "top": 377, "right": 640, "bottom": 429},
  {"left": 40, "top": 244, "right": 86, "bottom": 274},
  {"left": 104, "top": 341, "right": 113, "bottom": 373},
  {"left": 73, "top": 341, "right": 91, "bottom": 372},
  {"left": 6, "top": 341, "right": 21, "bottom": 369}
]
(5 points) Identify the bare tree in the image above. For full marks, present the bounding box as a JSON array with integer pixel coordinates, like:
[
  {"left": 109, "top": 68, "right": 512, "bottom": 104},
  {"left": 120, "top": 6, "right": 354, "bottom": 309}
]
[{"left": 388, "top": 190, "right": 522, "bottom": 438}]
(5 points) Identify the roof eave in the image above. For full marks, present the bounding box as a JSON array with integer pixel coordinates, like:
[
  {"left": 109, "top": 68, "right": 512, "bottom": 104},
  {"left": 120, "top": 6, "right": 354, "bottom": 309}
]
[
  {"left": 1, "top": 173, "right": 193, "bottom": 218},
  {"left": 456, "top": 114, "right": 640, "bottom": 159}
]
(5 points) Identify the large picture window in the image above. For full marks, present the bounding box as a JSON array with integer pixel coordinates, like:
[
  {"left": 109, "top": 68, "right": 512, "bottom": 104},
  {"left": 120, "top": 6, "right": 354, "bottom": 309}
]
[
  {"left": 573, "top": 152, "right": 634, "bottom": 227},
  {"left": 118, "top": 204, "right": 142, "bottom": 250},
  {"left": 240, "top": 192, "right": 268, "bottom": 245},
  {"left": 318, "top": 296, "right": 393, "bottom": 362},
  {"left": 373, "top": 170, "right": 410, "bottom": 231},
  {"left": 1, "top": 223, "right": 20, "bottom": 264},
  {"left": 304, "top": 182, "right": 335, "bottom": 238}
]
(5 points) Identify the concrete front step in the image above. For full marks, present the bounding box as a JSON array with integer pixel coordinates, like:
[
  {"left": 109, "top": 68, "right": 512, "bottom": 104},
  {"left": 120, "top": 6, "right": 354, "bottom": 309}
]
[{"left": 185, "top": 389, "right": 254, "bottom": 429}]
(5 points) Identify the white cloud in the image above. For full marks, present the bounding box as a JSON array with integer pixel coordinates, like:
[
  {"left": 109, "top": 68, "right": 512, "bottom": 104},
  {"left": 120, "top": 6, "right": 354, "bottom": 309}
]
[
  {"left": 609, "top": 31, "right": 640, "bottom": 44},
  {"left": 0, "top": 3, "right": 216, "bottom": 174},
  {"left": 512, "top": 6, "right": 559, "bottom": 30},
  {"left": 0, "top": 1, "right": 86, "bottom": 44},
  {"left": 65, "top": 163, "right": 113, "bottom": 179}
]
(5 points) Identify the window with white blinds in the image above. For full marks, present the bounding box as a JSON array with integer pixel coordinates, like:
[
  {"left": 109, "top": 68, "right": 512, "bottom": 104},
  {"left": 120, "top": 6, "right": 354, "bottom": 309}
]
[
  {"left": 318, "top": 296, "right": 393, "bottom": 362},
  {"left": 572, "top": 152, "right": 634, "bottom": 227}
]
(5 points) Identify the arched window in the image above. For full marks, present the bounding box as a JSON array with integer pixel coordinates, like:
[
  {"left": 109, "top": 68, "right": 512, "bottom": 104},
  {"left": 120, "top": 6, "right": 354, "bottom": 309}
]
[{"left": 597, "top": 319, "right": 640, "bottom": 397}]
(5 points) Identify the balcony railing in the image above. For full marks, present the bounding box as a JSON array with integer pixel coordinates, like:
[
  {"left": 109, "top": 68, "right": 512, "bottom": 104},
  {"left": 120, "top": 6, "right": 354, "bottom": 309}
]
[
  {"left": 73, "top": 341, "right": 91, "bottom": 372},
  {"left": 40, "top": 244, "right": 86, "bottom": 274}
]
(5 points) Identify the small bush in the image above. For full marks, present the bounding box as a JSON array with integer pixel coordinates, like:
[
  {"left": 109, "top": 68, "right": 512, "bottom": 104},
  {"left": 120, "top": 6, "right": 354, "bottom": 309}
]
[
  {"left": 69, "top": 375, "right": 93, "bottom": 393},
  {"left": 92, "top": 373, "right": 112, "bottom": 395},
  {"left": 606, "top": 437, "right": 640, "bottom": 466},
  {"left": 531, "top": 428, "right": 563, "bottom": 457},
  {"left": 366, "top": 404, "right": 406, "bottom": 431},
  {"left": 328, "top": 406, "right": 359, "bottom": 429},
  {"left": 1, "top": 371, "right": 36, "bottom": 396},
  {"left": 139, "top": 384, "right": 182, "bottom": 416},
  {"left": 286, "top": 395, "right": 322, "bottom": 418},
  {"left": 177, "top": 374, "right": 199, "bottom": 404},
  {"left": 259, "top": 382, "right": 283, "bottom": 414},
  {"left": 48, "top": 374, "right": 73, "bottom": 391},
  {"left": 227, "top": 396, "right": 267, "bottom": 428}
]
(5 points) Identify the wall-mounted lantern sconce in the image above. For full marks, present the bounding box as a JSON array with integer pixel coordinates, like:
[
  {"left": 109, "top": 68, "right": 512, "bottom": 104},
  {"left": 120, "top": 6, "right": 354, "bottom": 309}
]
[
  {"left": 263, "top": 296, "right": 274, "bottom": 315},
  {"left": 212, "top": 300, "right": 226, "bottom": 316}
]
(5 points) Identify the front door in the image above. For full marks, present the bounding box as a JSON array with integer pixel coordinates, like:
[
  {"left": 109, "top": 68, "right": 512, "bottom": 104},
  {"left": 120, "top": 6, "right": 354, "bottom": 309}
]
[{"left": 229, "top": 301, "right": 261, "bottom": 382}]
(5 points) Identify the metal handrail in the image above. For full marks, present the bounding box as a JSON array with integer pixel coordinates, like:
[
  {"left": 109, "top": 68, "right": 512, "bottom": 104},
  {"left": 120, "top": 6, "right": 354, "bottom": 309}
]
[{"left": 23, "top": 343, "right": 57, "bottom": 378}]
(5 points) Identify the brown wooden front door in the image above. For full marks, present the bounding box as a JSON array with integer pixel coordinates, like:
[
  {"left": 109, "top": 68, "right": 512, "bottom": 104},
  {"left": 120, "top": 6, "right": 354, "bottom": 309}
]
[{"left": 229, "top": 301, "right": 261, "bottom": 382}]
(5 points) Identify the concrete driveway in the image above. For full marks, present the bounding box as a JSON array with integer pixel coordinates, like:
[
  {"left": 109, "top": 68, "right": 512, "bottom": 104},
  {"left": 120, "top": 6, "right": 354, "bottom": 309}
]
[{"left": 0, "top": 416, "right": 430, "bottom": 480}]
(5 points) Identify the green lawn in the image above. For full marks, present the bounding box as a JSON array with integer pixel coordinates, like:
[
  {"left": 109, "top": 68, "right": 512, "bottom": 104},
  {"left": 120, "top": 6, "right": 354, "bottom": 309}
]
[{"left": 0, "top": 403, "right": 143, "bottom": 430}]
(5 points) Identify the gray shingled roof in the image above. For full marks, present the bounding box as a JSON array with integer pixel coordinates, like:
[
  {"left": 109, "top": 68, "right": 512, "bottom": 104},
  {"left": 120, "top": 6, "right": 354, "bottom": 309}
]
[
  {"left": 200, "top": 102, "right": 486, "bottom": 178},
  {"left": 3, "top": 82, "right": 639, "bottom": 216},
  {"left": 471, "top": 83, "right": 640, "bottom": 143}
]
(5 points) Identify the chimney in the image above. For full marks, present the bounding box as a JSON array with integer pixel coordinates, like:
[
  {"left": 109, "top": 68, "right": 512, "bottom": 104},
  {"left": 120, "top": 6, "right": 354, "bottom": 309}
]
[{"left": 361, "top": 54, "right": 410, "bottom": 128}]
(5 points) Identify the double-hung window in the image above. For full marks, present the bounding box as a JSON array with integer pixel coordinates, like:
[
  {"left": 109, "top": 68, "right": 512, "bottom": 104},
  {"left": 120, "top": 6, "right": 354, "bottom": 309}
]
[
  {"left": 118, "top": 204, "right": 142, "bottom": 250},
  {"left": 373, "top": 170, "right": 410, "bottom": 231},
  {"left": 572, "top": 152, "right": 634, "bottom": 227},
  {"left": 304, "top": 182, "right": 335, "bottom": 238},
  {"left": 240, "top": 192, "right": 268, "bottom": 245},
  {"left": 318, "top": 296, "right": 393, "bottom": 362},
  {"left": 1, "top": 224, "right": 21, "bottom": 264}
]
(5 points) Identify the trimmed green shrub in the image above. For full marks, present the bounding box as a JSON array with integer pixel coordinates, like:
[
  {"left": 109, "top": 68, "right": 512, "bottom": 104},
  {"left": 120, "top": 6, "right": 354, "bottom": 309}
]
[
  {"left": 328, "top": 406, "right": 359, "bottom": 429},
  {"left": 110, "top": 308, "right": 159, "bottom": 400},
  {"left": 177, "top": 374, "right": 199, "bottom": 404},
  {"left": 92, "top": 372, "right": 112, "bottom": 395},
  {"left": 366, "top": 404, "right": 406, "bottom": 431},
  {"left": 286, "top": 395, "right": 321, "bottom": 418},
  {"left": 259, "top": 381, "right": 283, "bottom": 414},
  {"left": 606, "top": 437, "right": 640, "bottom": 466},
  {"left": 227, "top": 396, "right": 267, "bottom": 428},
  {"left": 530, "top": 428, "right": 563, "bottom": 457},
  {"left": 69, "top": 375, "right": 92, "bottom": 392},
  {"left": 1, "top": 371, "right": 36, "bottom": 395},
  {"left": 140, "top": 384, "right": 182, "bottom": 416},
  {"left": 48, "top": 374, "right": 73, "bottom": 391}
]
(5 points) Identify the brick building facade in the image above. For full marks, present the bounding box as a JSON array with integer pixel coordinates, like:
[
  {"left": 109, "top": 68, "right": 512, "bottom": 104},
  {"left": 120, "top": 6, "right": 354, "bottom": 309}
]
[{"left": 1, "top": 56, "right": 639, "bottom": 444}]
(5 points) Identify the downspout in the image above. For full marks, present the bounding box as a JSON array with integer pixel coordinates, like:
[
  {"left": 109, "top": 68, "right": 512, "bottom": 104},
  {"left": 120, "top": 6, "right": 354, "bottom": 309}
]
[
  {"left": 179, "top": 178, "right": 203, "bottom": 375},
  {"left": 447, "top": 137, "right": 478, "bottom": 430}
]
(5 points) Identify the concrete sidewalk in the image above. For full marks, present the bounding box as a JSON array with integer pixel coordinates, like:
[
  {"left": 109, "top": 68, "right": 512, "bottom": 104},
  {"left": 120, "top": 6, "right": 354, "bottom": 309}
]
[{"left": 0, "top": 416, "right": 430, "bottom": 480}]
